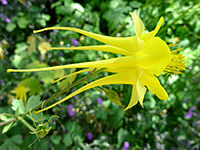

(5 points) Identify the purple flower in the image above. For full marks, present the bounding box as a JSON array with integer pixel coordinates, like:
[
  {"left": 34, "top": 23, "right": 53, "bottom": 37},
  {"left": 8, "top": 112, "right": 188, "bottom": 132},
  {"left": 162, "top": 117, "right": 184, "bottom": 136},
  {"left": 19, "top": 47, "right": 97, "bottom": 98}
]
[
  {"left": 67, "top": 104, "right": 75, "bottom": 117},
  {"left": 5, "top": 17, "right": 10, "bottom": 23},
  {"left": 185, "top": 107, "right": 195, "bottom": 119},
  {"left": 59, "top": 51, "right": 63, "bottom": 57},
  {"left": 0, "top": 80, "right": 5, "bottom": 86},
  {"left": 52, "top": 29, "right": 57, "bottom": 34},
  {"left": 184, "top": 98, "right": 189, "bottom": 103},
  {"left": 1, "top": 0, "right": 8, "bottom": 5},
  {"left": 122, "top": 141, "right": 129, "bottom": 150},
  {"left": 116, "top": 33, "right": 120, "bottom": 37},
  {"left": 97, "top": 98, "right": 103, "bottom": 106},
  {"left": 0, "top": 14, "right": 10, "bottom": 23},
  {"left": 189, "top": 107, "right": 195, "bottom": 112},
  {"left": 87, "top": 132, "right": 93, "bottom": 140},
  {"left": 71, "top": 38, "right": 79, "bottom": 46}
]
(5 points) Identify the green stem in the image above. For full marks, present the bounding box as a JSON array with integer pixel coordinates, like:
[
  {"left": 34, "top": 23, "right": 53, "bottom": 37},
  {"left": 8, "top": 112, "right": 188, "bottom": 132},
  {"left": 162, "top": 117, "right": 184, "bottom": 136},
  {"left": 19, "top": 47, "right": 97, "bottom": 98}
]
[
  {"left": 18, "top": 116, "right": 35, "bottom": 132},
  {"left": 111, "top": 22, "right": 127, "bottom": 37}
]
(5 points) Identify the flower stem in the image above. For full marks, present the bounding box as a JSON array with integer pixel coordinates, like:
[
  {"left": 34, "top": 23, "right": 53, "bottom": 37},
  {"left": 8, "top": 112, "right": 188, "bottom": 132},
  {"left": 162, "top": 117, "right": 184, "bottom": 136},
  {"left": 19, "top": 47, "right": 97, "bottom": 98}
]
[{"left": 18, "top": 116, "right": 35, "bottom": 132}]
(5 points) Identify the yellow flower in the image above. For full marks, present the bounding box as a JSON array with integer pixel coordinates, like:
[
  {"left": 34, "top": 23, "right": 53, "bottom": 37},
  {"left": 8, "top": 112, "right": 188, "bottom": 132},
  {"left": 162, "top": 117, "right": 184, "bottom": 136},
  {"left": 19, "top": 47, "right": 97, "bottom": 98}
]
[
  {"left": 8, "top": 13, "right": 185, "bottom": 113},
  {"left": 11, "top": 86, "right": 29, "bottom": 106}
]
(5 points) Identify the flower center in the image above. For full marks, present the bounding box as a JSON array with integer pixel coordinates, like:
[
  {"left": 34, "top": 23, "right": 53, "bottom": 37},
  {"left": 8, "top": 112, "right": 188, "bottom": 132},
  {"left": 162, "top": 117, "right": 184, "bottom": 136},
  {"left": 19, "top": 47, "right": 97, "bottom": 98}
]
[{"left": 164, "top": 42, "right": 186, "bottom": 77}]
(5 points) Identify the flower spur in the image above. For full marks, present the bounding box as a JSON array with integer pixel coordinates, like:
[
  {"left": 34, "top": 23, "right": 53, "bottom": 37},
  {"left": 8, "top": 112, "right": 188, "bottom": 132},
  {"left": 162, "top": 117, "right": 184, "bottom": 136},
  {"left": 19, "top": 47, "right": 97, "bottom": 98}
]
[{"left": 8, "top": 13, "right": 185, "bottom": 113}]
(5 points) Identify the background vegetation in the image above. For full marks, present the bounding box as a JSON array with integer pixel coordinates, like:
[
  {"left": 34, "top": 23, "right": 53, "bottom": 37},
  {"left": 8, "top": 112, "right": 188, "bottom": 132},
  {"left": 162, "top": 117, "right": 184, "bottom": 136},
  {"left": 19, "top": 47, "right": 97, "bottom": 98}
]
[{"left": 0, "top": 0, "right": 200, "bottom": 149}]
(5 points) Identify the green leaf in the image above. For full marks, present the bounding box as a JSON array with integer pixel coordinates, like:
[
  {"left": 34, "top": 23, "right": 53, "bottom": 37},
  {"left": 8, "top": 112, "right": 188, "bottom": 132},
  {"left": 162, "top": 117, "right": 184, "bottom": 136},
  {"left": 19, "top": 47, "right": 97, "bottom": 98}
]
[
  {"left": 129, "top": 1, "right": 142, "bottom": 8},
  {"left": 63, "top": 133, "right": 73, "bottom": 147},
  {"left": 41, "top": 14, "right": 51, "bottom": 21},
  {"left": 19, "top": 77, "right": 43, "bottom": 95},
  {"left": 50, "top": 134, "right": 62, "bottom": 145},
  {"left": 0, "top": 113, "right": 14, "bottom": 122},
  {"left": 6, "top": 23, "right": 16, "bottom": 32},
  {"left": 0, "top": 135, "right": 22, "bottom": 150},
  {"left": 64, "top": 121, "right": 83, "bottom": 137},
  {"left": 94, "top": 107, "right": 108, "bottom": 120},
  {"left": 59, "top": 74, "right": 76, "bottom": 90},
  {"left": 26, "top": 95, "right": 41, "bottom": 112},
  {"left": 38, "top": 71, "right": 54, "bottom": 84},
  {"left": 55, "top": 5, "right": 72, "bottom": 15},
  {"left": 14, "top": 42, "right": 28, "bottom": 54},
  {"left": 11, "top": 99, "right": 25, "bottom": 115},
  {"left": 12, "top": 55, "right": 22, "bottom": 68},
  {"left": 36, "top": 19, "right": 46, "bottom": 27},
  {"left": 101, "top": 87, "right": 122, "bottom": 106},
  {"left": 54, "top": 69, "right": 65, "bottom": 79},
  {"left": 17, "top": 17, "right": 29, "bottom": 29},
  {"left": 26, "top": 61, "right": 54, "bottom": 84},
  {"left": 71, "top": 3, "right": 84, "bottom": 12},
  {"left": 2, "top": 122, "right": 14, "bottom": 134},
  {"left": 108, "top": 106, "right": 125, "bottom": 128},
  {"left": 117, "top": 128, "right": 128, "bottom": 147}
]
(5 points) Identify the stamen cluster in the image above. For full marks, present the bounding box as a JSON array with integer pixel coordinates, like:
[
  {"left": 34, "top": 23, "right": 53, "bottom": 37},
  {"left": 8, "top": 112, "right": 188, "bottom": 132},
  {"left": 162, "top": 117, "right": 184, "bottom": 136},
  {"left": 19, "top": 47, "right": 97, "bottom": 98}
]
[{"left": 164, "top": 45, "right": 186, "bottom": 76}]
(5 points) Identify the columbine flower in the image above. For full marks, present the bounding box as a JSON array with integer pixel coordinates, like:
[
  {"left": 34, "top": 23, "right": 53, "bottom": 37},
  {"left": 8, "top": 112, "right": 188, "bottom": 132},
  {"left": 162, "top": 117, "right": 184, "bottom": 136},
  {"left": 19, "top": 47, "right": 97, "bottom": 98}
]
[
  {"left": 7, "top": 13, "right": 186, "bottom": 113},
  {"left": 87, "top": 132, "right": 93, "bottom": 140},
  {"left": 67, "top": 104, "right": 75, "bottom": 117}
]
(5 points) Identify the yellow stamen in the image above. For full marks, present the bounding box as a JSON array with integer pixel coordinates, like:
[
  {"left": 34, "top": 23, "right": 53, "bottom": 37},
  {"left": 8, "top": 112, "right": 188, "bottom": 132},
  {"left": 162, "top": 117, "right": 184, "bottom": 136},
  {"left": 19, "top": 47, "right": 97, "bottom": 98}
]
[
  {"left": 168, "top": 43, "right": 178, "bottom": 47},
  {"left": 164, "top": 46, "right": 186, "bottom": 76}
]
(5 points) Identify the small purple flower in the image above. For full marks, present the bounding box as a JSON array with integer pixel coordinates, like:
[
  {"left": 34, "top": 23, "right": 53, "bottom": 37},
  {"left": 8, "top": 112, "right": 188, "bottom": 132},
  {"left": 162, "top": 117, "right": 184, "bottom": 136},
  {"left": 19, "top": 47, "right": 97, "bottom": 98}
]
[
  {"left": 97, "top": 98, "right": 103, "bottom": 106},
  {"left": 5, "top": 17, "right": 10, "bottom": 23},
  {"left": 189, "top": 107, "right": 195, "bottom": 112},
  {"left": 116, "top": 33, "right": 120, "bottom": 37},
  {"left": 52, "top": 29, "right": 57, "bottom": 34},
  {"left": 87, "top": 132, "right": 93, "bottom": 140},
  {"left": 67, "top": 104, "right": 75, "bottom": 117},
  {"left": 59, "top": 51, "right": 63, "bottom": 57},
  {"left": 1, "top": 0, "right": 8, "bottom": 5},
  {"left": 0, "top": 80, "right": 5, "bottom": 86},
  {"left": 71, "top": 38, "right": 79, "bottom": 46},
  {"left": 122, "top": 141, "right": 129, "bottom": 150},
  {"left": 0, "top": 14, "right": 10, "bottom": 23},
  {"left": 184, "top": 98, "right": 189, "bottom": 103},
  {"left": 185, "top": 107, "right": 195, "bottom": 119}
]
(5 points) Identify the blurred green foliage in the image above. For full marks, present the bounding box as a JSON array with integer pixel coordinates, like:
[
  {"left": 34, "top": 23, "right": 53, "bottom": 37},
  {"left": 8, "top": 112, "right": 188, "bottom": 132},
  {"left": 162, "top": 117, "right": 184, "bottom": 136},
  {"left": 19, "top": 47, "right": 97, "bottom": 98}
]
[{"left": 0, "top": 0, "right": 200, "bottom": 149}]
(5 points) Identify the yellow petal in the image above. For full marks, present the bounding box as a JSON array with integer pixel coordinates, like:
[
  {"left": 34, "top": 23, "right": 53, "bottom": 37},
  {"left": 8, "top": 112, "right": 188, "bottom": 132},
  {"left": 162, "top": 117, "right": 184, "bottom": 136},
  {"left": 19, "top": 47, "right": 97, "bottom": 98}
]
[
  {"left": 140, "top": 70, "right": 168, "bottom": 100},
  {"left": 136, "top": 78, "right": 146, "bottom": 107},
  {"left": 7, "top": 56, "right": 134, "bottom": 73},
  {"left": 45, "top": 45, "right": 129, "bottom": 55},
  {"left": 35, "top": 70, "right": 136, "bottom": 113},
  {"left": 130, "top": 12, "right": 145, "bottom": 37},
  {"left": 141, "top": 17, "right": 164, "bottom": 41},
  {"left": 132, "top": 37, "right": 170, "bottom": 76},
  {"left": 124, "top": 85, "right": 138, "bottom": 110},
  {"left": 125, "top": 68, "right": 146, "bottom": 110},
  {"left": 34, "top": 27, "right": 137, "bottom": 52}
]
